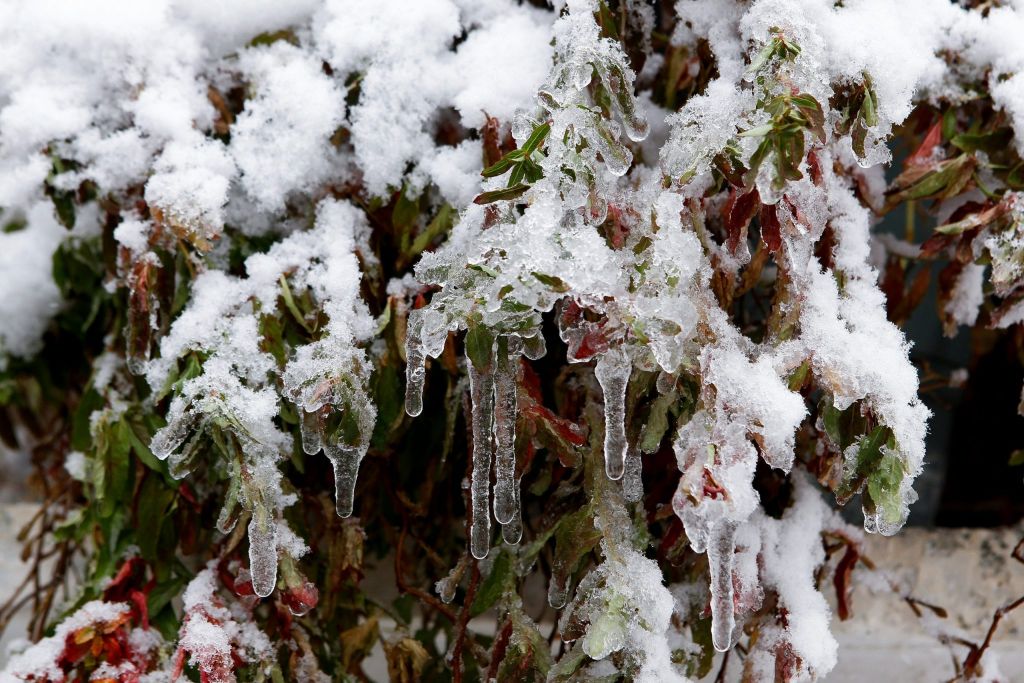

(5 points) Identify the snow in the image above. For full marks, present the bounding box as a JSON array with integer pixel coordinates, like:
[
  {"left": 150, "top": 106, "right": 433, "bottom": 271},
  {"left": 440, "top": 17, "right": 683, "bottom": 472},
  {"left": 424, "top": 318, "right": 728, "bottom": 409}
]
[
  {"left": 230, "top": 43, "right": 345, "bottom": 212},
  {"left": 0, "top": 203, "right": 64, "bottom": 364}
]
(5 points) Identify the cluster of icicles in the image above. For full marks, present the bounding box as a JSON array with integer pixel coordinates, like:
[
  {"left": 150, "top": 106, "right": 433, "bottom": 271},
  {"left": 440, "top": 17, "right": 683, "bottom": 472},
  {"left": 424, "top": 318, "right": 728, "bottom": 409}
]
[{"left": 404, "top": 315, "right": 631, "bottom": 562}]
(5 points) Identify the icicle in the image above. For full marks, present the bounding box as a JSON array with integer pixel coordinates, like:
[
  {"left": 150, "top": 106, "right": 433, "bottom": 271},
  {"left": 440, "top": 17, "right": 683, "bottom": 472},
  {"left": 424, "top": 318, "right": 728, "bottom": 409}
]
[
  {"left": 708, "top": 520, "right": 739, "bottom": 652},
  {"left": 595, "top": 348, "right": 630, "bottom": 480},
  {"left": 502, "top": 483, "right": 523, "bottom": 545},
  {"left": 468, "top": 358, "right": 495, "bottom": 559},
  {"left": 300, "top": 409, "right": 322, "bottom": 455},
  {"left": 404, "top": 309, "right": 426, "bottom": 417},
  {"left": 492, "top": 338, "right": 519, "bottom": 526},
  {"left": 325, "top": 442, "right": 365, "bottom": 518},
  {"left": 547, "top": 572, "right": 569, "bottom": 609},
  {"left": 248, "top": 506, "right": 278, "bottom": 598}
]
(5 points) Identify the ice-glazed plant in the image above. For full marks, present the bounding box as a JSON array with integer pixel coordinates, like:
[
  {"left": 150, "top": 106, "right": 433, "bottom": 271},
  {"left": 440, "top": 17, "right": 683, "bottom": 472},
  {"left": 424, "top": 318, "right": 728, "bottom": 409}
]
[{"left": 2, "top": 0, "right": 1024, "bottom": 681}]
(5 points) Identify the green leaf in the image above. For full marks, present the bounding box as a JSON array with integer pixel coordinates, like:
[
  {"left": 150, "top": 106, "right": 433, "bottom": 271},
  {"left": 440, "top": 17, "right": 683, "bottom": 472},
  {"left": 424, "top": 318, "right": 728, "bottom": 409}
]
[
  {"left": 473, "top": 184, "right": 531, "bottom": 205},
  {"left": 465, "top": 323, "right": 494, "bottom": 370},
  {"left": 470, "top": 550, "right": 514, "bottom": 617},
  {"left": 530, "top": 271, "right": 570, "bottom": 293},
  {"left": 836, "top": 424, "right": 893, "bottom": 503},
  {"left": 392, "top": 187, "right": 420, "bottom": 232},
  {"left": 739, "top": 123, "right": 775, "bottom": 138},
  {"left": 522, "top": 122, "right": 551, "bottom": 155},
  {"left": 508, "top": 162, "right": 527, "bottom": 188},
  {"left": 467, "top": 262, "right": 499, "bottom": 278},
  {"left": 481, "top": 156, "right": 516, "bottom": 178},
  {"left": 860, "top": 85, "right": 877, "bottom": 127},
  {"left": 639, "top": 390, "right": 677, "bottom": 453},
  {"left": 865, "top": 451, "right": 905, "bottom": 525},
  {"left": 137, "top": 474, "right": 176, "bottom": 562},
  {"left": 1009, "top": 449, "right": 1024, "bottom": 466},
  {"left": 409, "top": 204, "right": 455, "bottom": 257},
  {"left": 950, "top": 128, "right": 1013, "bottom": 155}
]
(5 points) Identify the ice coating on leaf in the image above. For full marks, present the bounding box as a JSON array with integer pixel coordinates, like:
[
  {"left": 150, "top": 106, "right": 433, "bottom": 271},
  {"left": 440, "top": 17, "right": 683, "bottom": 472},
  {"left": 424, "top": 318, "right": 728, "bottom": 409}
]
[
  {"left": 562, "top": 542, "right": 689, "bottom": 683},
  {"left": 595, "top": 348, "right": 631, "bottom": 480},
  {"left": 146, "top": 198, "right": 374, "bottom": 594}
]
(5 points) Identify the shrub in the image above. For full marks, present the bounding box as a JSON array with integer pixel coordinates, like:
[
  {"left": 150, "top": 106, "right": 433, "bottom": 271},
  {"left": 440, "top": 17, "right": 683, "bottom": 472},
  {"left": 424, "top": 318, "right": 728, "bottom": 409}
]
[{"left": 1, "top": 0, "right": 1023, "bottom": 681}]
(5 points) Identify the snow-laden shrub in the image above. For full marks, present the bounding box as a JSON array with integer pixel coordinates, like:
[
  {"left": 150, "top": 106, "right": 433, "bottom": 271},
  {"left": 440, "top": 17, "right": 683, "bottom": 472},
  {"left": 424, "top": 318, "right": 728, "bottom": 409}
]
[{"left": 1, "top": 0, "right": 1023, "bottom": 681}]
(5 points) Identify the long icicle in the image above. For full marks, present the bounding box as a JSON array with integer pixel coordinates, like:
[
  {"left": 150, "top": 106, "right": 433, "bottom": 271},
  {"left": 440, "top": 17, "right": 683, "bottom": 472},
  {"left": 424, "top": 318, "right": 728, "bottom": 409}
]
[
  {"left": 595, "top": 348, "right": 631, "bottom": 480},
  {"left": 492, "top": 336, "right": 519, "bottom": 526},
  {"left": 468, "top": 356, "right": 495, "bottom": 559},
  {"left": 708, "top": 519, "right": 739, "bottom": 652}
]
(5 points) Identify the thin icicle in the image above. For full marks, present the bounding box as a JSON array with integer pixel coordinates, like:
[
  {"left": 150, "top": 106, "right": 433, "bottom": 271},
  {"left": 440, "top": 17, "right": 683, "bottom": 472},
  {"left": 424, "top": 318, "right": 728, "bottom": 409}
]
[
  {"left": 249, "top": 506, "right": 278, "bottom": 598},
  {"left": 468, "top": 358, "right": 495, "bottom": 559},
  {"left": 708, "top": 520, "right": 739, "bottom": 652},
  {"left": 325, "top": 443, "right": 364, "bottom": 518},
  {"left": 492, "top": 337, "right": 519, "bottom": 526},
  {"left": 404, "top": 309, "right": 426, "bottom": 417},
  {"left": 595, "top": 348, "right": 630, "bottom": 480}
]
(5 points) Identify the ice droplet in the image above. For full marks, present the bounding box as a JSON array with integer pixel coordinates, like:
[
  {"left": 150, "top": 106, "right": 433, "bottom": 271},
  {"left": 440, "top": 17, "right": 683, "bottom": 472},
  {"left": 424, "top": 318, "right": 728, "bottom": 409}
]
[{"left": 595, "top": 349, "right": 630, "bottom": 480}]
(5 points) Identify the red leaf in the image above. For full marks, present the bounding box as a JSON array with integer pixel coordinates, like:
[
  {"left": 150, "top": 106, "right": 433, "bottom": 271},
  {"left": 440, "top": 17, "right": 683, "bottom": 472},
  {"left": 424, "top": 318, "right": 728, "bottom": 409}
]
[
  {"left": 130, "top": 590, "right": 150, "bottom": 630},
  {"left": 725, "top": 188, "right": 760, "bottom": 254},
  {"left": 833, "top": 543, "right": 859, "bottom": 621},
  {"left": 907, "top": 121, "right": 943, "bottom": 167},
  {"left": 760, "top": 203, "right": 782, "bottom": 252}
]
